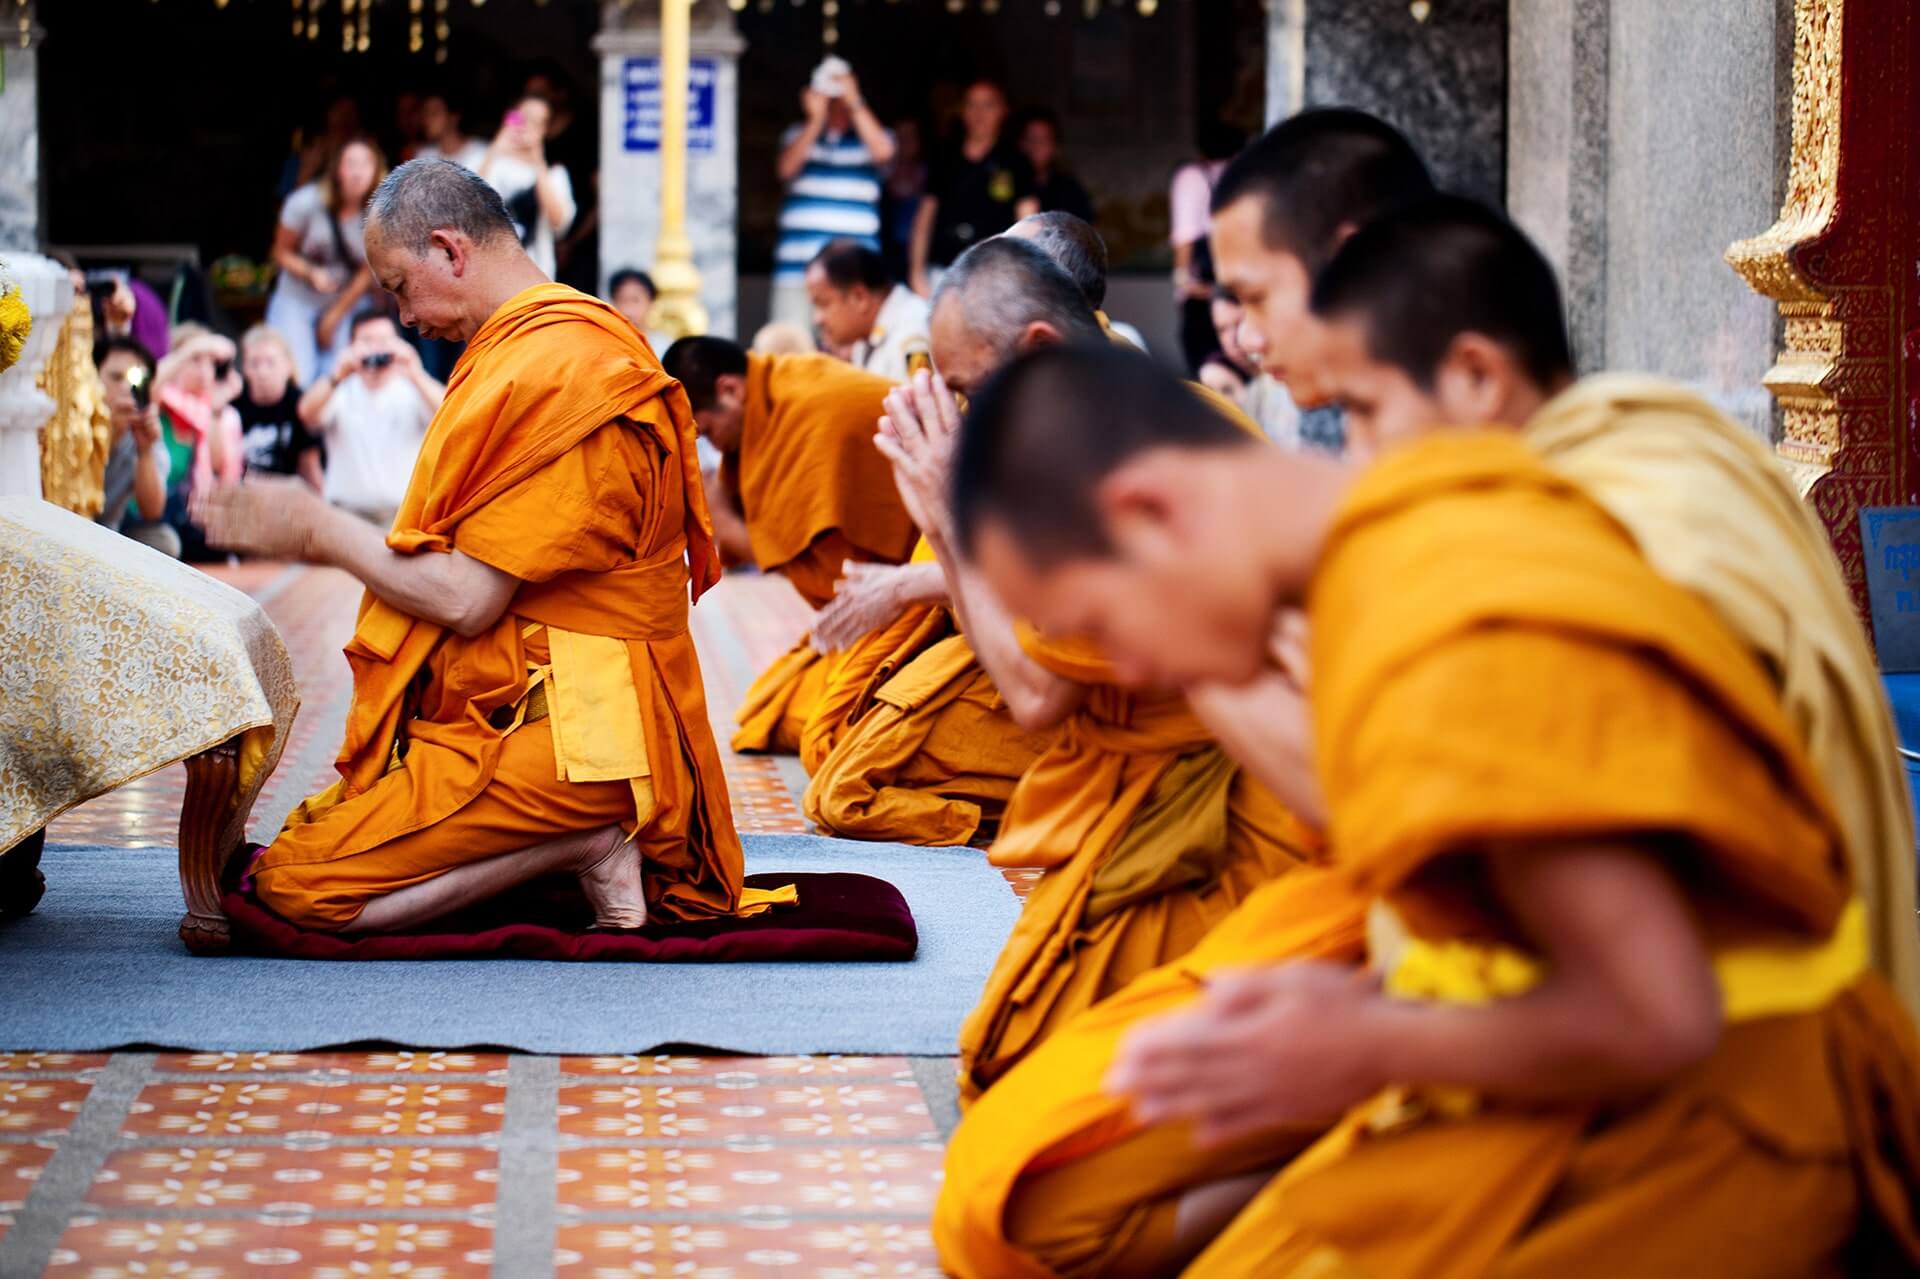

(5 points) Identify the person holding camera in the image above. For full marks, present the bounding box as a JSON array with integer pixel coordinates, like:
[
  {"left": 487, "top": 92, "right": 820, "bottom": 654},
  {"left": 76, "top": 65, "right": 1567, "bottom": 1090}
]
[
  {"left": 92, "top": 336, "right": 180, "bottom": 557},
  {"left": 477, "top": 94, "right": 576, "bottom": 279},
  {"left": 297, "top": 312, "right": 442, "bottom": 529},
  {"left": 154, "top": 324, "right": 245, "bottom": 562}
]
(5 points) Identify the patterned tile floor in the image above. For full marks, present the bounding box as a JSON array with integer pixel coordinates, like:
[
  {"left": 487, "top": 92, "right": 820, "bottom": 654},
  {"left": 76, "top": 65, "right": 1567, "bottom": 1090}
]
[{"left": 3, "top": 563, "right": 1026, "bottom": 1277}]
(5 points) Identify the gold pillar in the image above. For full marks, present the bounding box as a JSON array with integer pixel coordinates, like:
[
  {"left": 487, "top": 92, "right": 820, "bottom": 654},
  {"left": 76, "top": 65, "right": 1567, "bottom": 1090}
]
[{"left": 650, "top": 0, "right": 709, "bottom": 339}]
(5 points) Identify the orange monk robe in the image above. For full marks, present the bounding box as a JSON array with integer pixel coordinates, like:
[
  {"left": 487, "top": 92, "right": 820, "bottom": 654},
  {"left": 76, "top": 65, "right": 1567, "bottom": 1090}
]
[
  {"left": 798, "top": 539, "right": 1055, "bottom": 845},
  {"left": 254, "top": 285, "right": 789, "bottom": 930},
  {"left": 725, "top": 353, "right": 919, "bottom": 755},
  {"left": 954, "top": 629, "right": 1324, "bottom": 1107},
  {"left": 1174, "top": 434, "right": 1920, "bottom": 1279}
]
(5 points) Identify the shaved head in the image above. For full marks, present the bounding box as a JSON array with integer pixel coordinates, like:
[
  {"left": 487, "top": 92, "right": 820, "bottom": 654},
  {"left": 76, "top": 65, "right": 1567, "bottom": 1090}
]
[
  {"left": 1211, "top": 108, "right": 1433, "bottom": 275},
  {"left": 1004, "top": 211, "right": 1109, "bottom": 309},
  {"left": 929, "top": 237, "right": 1104, "bottom": 395},
  {"left": 953, "top": 344, "right": 1248, "bottom": 563},
  {"left": 367, "top": 157, "right": 517, "bottom": 257}
]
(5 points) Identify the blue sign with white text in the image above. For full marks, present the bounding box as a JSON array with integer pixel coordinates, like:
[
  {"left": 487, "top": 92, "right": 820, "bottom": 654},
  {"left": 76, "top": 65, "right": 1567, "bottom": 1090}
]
[
  {"left": 623, "top": 57, "right": 717, "bottom": 154},
  {"left": 1860, "top": 507, "right": 1920, "bottom": 670}
]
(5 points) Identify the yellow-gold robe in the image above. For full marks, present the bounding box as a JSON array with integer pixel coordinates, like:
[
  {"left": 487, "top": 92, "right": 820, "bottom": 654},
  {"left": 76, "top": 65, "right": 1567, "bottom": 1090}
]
[
  {"left": 726, "top": 353, "right": 918, "bottom": 754},
  {"left": 1181, "top": 433, "right": 1920, "bottom": 1278},
  {"left": 801, "top": 540, "right": 1053, "bottom": 845},
  {"left": 1528, "top": 373, "right": 1920, "bottom": 1019}
]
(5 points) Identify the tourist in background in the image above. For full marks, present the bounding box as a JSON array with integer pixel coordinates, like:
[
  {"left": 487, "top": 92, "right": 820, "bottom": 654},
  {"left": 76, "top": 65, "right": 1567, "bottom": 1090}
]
[
  {"left": 1017, "top": 109, "right": 1093, "bottom": 224},
  {"left": 153, "top": 323, "right": 244, "bottom": 562},
  {"left": 882, "top": 117, "right": 929, "bottom": 285},
  {"left": 911, "top": 80, "right": 1038, "bottom": 297},
  {"left": 297, "top": 313, "right": 441, "bottom": 530},
  {"left": 234, "top": 325, "right": 323, "bottom": 490},
  {"left": 1169, "top": 122, "right": 1243, "bottom": 373},
  {"left": 266, "top": 135, "right": 387, "bottom": 385},
  {"left": 1199, "top": 289, "right": 1302, "bottom": 448},
  {"left": 92, "top": 337, "right": 178, "bottom": 557},
  {"left": 89, "top": 269, "right": 171, "bottom": 360},
  {"left": 805, "top": 239, "right": 930, "bottom": 384},
  {"left": 609, "top": 268, "right": 657, "bottom": 335},
  {"left": 415, "top": 92, "right": 486, "bottom": 170},
  {"left": 479, "top": 94, "right": 577, "bottom": 279},
  {"left": 771, "top": 56, "right": 895, "bottom": 331}
]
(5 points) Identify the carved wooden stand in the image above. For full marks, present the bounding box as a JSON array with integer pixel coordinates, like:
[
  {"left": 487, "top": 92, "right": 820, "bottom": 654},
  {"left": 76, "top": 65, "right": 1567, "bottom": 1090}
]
[{"left": 178, "top": 738, "right": 245, "bottom": 956}]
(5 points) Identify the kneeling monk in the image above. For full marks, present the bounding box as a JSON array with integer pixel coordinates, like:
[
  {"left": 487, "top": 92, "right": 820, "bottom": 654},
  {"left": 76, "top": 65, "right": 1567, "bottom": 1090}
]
[
  {"left": 943, "top": 348, "right": 1920, "bottom": 1275},
  {"left": 199, "top": 159, "right": 785, "bottom": 933},
  {"left": 659, "top": 337, "right": 918, "bottom": 757}
]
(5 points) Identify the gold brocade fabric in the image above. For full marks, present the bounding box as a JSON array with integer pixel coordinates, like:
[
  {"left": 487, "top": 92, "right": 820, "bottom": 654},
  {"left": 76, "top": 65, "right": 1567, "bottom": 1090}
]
[
  {"left": 0, "top": 498, "right": 299, "bottom": 855},
  {"left": 35, "top": 304, "right": 112, "bottom": 518}
]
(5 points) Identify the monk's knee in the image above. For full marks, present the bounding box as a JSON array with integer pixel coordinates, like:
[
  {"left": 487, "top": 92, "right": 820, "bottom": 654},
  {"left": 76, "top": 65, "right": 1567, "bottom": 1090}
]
[
  {"left": 999, "top": 1161, "right": 1179, "bottom": 1279},
  {"left": 250, "top": 860, "right": 360, "bottom": 932}
]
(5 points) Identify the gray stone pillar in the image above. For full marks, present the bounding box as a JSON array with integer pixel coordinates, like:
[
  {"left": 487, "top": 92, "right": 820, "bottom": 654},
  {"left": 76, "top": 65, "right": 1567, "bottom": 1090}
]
[
  {"left": 1509, "top": 0, "right": 1794, "bottom": 436},
  {"left": 1266, "top": 0, "right": 1508, "bottom": 208},
  {"left": 0, "top": 29, "right": 41, "bottom": 253},
  {"left": 1507, "top": 0, "right": 1609, "bottom": 373},
  {"left": 594, "top": 0, "right": 743, "bottom": 339}
]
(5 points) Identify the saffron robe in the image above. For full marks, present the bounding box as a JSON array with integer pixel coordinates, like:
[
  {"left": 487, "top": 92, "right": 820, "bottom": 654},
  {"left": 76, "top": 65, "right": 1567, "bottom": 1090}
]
[
  {"left": 1528, "top": 373, "right": 1920, "bottom": 1019},
  {"left": 801, "top": 539, "right": 1054, "bottom": 845},
  {"left": 1181, "top": 434, "right": 1920, "bottom": 1278},
  {"left": 726, "top": 353, "right": 918, "bottom": 754},
  {"left": 254, "top": 285, "right": 779, "bottom": 929}
]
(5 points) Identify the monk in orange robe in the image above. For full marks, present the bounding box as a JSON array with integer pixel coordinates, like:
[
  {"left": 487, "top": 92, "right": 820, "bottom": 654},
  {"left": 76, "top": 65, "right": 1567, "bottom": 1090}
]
[
  {"left": 658, "top": 337, "right": 918, "bottom": 757},
  {"left": 199, "top": 158, "right": 786, "bottom": 934},
  {"left": 867, "top": 237, "right": 1326, "bottom": 1105},
  {"left": 799, "top": 231, "right": 1136, "bottom": 844},
  {"left": 938, "top": 347, "right": 1920, "bottom": 1273}
]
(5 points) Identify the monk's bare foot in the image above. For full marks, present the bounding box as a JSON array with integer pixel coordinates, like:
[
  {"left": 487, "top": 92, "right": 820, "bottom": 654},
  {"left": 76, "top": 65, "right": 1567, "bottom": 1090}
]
[{"left": 576, "top": 825, "right": 647, "bottom": 930}]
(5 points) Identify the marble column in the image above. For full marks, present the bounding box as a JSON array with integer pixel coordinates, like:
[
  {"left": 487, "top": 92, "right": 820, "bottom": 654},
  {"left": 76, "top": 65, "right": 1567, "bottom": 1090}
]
[
  {"left": 594, "top": 0, "right": 743, "bottom": 339},
  {"left": 1265, "top": 0, "right": 1508, "bottom": 207},
  {"left": 0, "top": 34, "right": 40, "bottom": 253},
  {"left": 1509, "top": 0, "right": 1793, "bottom": 434}
]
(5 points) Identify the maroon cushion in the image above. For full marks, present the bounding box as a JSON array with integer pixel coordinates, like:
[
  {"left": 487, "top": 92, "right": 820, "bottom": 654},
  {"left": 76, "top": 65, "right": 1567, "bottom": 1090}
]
[{"left": 220, "top": 872, "right": 917, "bottom": 962}]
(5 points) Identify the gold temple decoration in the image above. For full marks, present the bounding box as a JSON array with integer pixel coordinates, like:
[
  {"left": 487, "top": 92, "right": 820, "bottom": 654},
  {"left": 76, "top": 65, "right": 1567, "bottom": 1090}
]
[
  {"left": 648, "top": 0, "right": 709, "bottom": 340},
  {"left": 1724, "top": 0, "right": 1845, "bottom": 495}
]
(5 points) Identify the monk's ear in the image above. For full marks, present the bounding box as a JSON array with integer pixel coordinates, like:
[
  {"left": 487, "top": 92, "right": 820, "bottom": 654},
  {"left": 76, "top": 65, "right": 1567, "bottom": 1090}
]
[
  {"left": 1094, "top": 456, "right": 1183, "bottom": 565},
  {"left": 1014, "top": 321, "right": 1063, "bottom": 355},
  {"left": 1432, "top": 333, "right": 1519, "bottom": 425},
  {"left": 430, "top": 229, "right": 467, "bottom": 276}
]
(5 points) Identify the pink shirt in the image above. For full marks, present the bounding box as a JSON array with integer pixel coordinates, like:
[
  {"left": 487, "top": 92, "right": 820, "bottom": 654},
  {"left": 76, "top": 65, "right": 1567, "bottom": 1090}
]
[{"left": 1169, "top": 160, "right": 1228, "bottom": 248}]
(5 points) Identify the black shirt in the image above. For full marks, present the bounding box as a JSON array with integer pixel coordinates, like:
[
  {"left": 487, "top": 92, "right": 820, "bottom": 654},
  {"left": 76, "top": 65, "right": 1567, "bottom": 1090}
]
[
  {"left": 235, "top": 385, "right": 322, "bottom": 478},
  {"left": 929, "top": 141, "right": 1035, "bottom": 267},
  {"left": 1032, "top": 170, "right": 1094, "bottom": 225}
]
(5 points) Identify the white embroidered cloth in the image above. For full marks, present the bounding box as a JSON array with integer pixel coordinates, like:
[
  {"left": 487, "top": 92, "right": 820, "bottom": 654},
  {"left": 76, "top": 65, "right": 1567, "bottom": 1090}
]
[{"left": 0, "top": 498, "right": 298, "bottom": 854}]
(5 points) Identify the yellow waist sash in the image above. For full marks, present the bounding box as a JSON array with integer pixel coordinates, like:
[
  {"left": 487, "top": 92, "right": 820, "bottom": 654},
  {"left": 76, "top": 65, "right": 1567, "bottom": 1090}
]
[
  {"left": 1366, "top": 899, "right": 1869, "bottom": 1131},
  {"left": 1385, "top": 897, "right": 1869, "bottom": 1020}
]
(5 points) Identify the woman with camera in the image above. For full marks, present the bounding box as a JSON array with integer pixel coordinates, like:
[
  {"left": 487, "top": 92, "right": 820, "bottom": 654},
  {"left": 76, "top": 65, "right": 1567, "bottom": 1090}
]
[{"left": 265, "top": 135, "right": 389, "bottom": 385}]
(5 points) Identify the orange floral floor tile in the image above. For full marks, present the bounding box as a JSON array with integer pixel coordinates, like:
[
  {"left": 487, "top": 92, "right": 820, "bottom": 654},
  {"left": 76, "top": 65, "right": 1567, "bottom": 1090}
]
[{"left": 5, "top": 564, "right": 1028, "bottom": 1276}]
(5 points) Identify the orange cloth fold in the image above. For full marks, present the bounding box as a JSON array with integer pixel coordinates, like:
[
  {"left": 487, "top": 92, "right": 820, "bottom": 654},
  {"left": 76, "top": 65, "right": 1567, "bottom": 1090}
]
[
  {"left": 257, "top": 284, "right": 755, "bottom": 929},
  {"left": 725, "top": 355, "right": 917, "bottom": 755},
  {"left": 955, "top": 625, "right": 1321, "bottom": 1104}
]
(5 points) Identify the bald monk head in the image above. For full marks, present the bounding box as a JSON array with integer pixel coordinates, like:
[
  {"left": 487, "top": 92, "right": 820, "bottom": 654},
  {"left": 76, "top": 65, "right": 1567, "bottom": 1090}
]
[
  {"left": 927, "top": 236, "right": 1106, "bottom": 396},
  {"left": 952, "top": 344, "right": 1337, "bottom": 688},
  {"left": 661, "top": 335, "right": 751, "bottom": 451},
  {"left": 1209, "top": 108, "right": 1432, "bottom": 404},
  {"left": 362, "top": 157, "right": 547, "bottom": 344},
  {"left": 1311, "top": 196, "right": 1576, "bottom": 457},
  {"left": 1002, "top": 211, "right": 1109, "bottom": 310}
]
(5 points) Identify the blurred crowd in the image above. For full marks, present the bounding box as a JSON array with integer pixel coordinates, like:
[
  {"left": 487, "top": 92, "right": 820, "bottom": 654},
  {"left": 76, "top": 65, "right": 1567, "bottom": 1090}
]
[{"left": 35, "top": 56, "right": 1294, "bottom": 556}]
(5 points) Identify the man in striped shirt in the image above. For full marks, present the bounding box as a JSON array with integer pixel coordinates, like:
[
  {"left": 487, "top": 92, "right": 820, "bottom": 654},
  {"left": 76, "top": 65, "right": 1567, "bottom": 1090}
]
[{"left": 772, "top": 58, "right": 896, "bottom": 336}]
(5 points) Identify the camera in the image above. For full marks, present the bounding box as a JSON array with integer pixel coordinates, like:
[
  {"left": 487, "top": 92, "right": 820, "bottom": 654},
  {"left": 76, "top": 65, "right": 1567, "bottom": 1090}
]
[
  {"left": 362, "top": 351, "right": 394, "bottom": 371},
  {"left": 126, "top": 364, "right": 150, "bottom": 411},
  {"left": 212, "top": 358, "right": 233, "bottom": 382}
]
